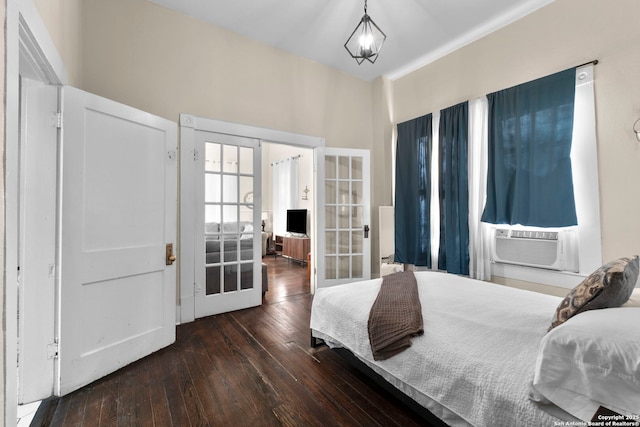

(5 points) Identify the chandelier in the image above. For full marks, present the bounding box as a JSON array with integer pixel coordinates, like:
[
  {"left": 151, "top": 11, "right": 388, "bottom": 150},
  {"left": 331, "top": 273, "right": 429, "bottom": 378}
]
[{"left": 344, "top": 0, "right": 387, "bottom": 65}]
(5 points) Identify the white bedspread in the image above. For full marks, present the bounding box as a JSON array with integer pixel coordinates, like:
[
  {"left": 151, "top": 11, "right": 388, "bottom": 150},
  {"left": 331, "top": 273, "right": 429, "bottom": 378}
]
[{"left": 310, "top": 271, "right": 579, "bottom": 427}]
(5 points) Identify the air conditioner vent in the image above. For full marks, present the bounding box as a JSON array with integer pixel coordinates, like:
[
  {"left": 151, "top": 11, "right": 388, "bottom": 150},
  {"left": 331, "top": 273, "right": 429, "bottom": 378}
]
[{"left": 492, "top": 228, "right": 578, "bottom": 272}]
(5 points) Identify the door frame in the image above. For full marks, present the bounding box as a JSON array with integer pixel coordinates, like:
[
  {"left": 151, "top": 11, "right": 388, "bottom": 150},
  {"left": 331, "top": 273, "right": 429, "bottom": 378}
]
[
  {"left": 179, "top": 114, "right": 324, "bottom": 323},
  {"left": 6, "top": 0, "right": 68, "bottom": 424}
]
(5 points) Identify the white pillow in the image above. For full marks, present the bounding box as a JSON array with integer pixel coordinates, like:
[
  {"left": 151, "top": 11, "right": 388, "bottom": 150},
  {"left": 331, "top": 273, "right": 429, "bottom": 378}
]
[
  {"left": 530, "top": 308, "right": 640, "bottom": 421},
  {"left": 240, "top": 224, "right": 254, "bottom": 239},
  {"left": 623, "top": 288, "right": 640, "bottom": 307}
]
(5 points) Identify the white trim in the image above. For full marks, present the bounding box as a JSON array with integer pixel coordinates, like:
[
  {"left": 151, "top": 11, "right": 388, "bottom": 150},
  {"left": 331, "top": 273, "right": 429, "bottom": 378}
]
[
  {"left": 492, "top": 263, "right": 585, "bottom": 289},
  {"left": 6, "top": 2, "right": 20, "bottom": 424},
  {"left": 178, "top": 114, "right": 325, "bottom": 323},
  {"left": 180, "top": 114, "right": 324, "bottom": 148},
  {"left": 385, "top": 0, "right": 555, "bottom": 81},
  {"left": 17, "top": 0, "right": 67, "bottom": 85}
]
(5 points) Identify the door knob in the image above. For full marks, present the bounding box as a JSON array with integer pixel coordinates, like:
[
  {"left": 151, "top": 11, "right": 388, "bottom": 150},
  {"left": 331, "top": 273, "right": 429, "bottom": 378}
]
[{"left": 166, "top": 243, "right": 177, "bottom": 265}]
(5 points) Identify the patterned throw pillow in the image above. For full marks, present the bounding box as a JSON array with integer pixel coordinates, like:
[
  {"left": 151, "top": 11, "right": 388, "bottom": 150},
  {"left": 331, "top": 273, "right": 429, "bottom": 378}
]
[{"left": 548, "top": 256, "right": 639, "bottom": 331}]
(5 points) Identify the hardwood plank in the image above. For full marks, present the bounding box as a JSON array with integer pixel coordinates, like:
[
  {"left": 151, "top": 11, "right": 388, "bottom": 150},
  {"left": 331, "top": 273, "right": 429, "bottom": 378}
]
[
  {"left": 96, "top": 374, "right": 119, "bottom": 426},
  {"left": 116, "top": 360, "right": 154, "bottom": 427},
  {"left": 145, "top": 347, "right": 173, "bottom": 426}
]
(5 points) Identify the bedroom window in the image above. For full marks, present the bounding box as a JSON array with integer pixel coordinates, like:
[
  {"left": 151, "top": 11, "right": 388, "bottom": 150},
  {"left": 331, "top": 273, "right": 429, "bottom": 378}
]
[
  {"left": 484, "top": 64, "right": 602, "bottom": 285},
  {"left": 482, "top": 67, "right": 578, "bottom": 227}
]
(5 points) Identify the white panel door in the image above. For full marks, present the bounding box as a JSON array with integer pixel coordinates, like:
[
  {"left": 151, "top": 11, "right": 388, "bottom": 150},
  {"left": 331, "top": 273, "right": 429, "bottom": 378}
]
[
  {"left": 194, "top": 131, "right": 262, "bottom": 318},
  {"left": 58, "top": 86, "right": 177, "bottom": 395},
  {"left": 316, "top": 148, "right": 371, "bottom": 288},
  {"left": 18, "top": 81, "right": 58, "bottom": 403}
]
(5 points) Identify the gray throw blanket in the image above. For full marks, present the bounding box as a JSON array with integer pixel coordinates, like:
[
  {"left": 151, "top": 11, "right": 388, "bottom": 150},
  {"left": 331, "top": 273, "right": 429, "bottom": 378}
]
[{"left": 367, "top": 271, "right": 424, "bottom": 361}]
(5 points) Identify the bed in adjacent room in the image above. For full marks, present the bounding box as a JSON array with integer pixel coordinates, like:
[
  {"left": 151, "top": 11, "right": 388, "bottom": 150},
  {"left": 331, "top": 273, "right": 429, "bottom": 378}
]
[{"left": 310, "top": 259, "right": 640, "bottom": 427}]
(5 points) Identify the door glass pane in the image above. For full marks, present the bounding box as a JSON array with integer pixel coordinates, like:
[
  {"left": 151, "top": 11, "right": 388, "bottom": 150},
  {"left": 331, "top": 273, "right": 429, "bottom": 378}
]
[
  {"left": 325, "top": 231, "right": 336, "bottom": 254},
  {"left": 339, "top": 207, "right": 350, "bottom": 229},
  {"left": 224, "top": 265, "right": 238, "bottom": 292},
  {"left": 352, "top": 181, "right": 363, "bottom": 204},
  {"left": 240, "top": 176, "right": 253, "bottom": 206},
  {"left": 351, "top": 206, "right": 362, "bottom": 228},
  {"left": 206, "top": 265, "right": 221, "bottom": 295},
  {"left": 326, "top": 181, "right": 337, "bottom": 204},
  {"left": 338, "top": 156, "right": 350, "bottom": 179},
  {"left": 352, "top": 157, "right": 363, "bottom": 180},
  {"left": 205, "top": 174, "right": 221, "bottom": 203},
  {"left": 205, "top": 143, "right": 221, "bottom": 172},
  {"left": 325, "top": 256, "right": 336, "bottom": 279},
  {"left": 338, "top": 256, "right": 350, "bottom": 279},
  {"left": 240, "top": 238, "right": 253, "bottom": 260},
  {"left": 339, "top": 231, "right": 350, "bottom": 254},
  {"left": 338, "top": 181, "right": 349, "bottom": 206},
  {"left": 352, "top": 231, "right": 363, "bottom": 254},
  {"left": 222, "top": 205, "right": 238, "bottom": 227},
  {"left": 222, "top": 175, "right": 238, "bottom": 203},
  {"left": 325, "top": 156, "right": 337, "bottom": 179},
  {"left": 240, "top": 265, "right": 253, "bottom": 290},
  {"left": 205, "top": 205, "right": 221, "bottom": 227},
  {"left": 239, "top": 147, "right": 253, "bottom": 175},
  {"left": 325, "top": 206, "right": 336, "bottom": 229},
  {"left": 223, "top": 145, "right": 238, "bottom": 173},
  {"left": 352, "top": 256, "right": 363, "bottom": 278}
]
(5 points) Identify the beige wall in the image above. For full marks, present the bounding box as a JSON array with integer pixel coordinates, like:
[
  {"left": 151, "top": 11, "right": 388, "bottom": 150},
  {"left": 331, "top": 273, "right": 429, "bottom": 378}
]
[
  {"left": 391, "top": 0, "right": 640, "bottom": 291},
  {"left": 32, "top": 0, "right": 83, "bottom": 84},
  {"left": 77, "top": 0, "right": 373, "bottom": 152}
]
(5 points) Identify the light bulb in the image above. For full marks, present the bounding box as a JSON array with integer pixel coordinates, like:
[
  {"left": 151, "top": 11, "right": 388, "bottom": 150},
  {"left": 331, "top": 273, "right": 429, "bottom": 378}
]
[{"left": 358, "top": 32, "right": 374, "bottom": 57}]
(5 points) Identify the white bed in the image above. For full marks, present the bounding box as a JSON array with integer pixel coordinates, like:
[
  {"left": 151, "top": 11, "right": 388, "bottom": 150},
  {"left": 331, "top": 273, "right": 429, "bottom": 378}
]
[{"left": 310, "top": 271, "right": 580, "bottom": 427}]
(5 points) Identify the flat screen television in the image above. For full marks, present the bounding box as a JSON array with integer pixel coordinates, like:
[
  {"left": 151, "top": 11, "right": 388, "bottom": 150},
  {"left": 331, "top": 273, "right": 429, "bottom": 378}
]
[{"left": 286, "top": 209, "right": 307, "bottom": 235}]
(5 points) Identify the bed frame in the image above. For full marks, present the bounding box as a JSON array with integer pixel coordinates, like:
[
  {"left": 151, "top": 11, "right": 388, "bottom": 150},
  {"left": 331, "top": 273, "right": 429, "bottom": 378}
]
[{"left": 311, "top": 333, "right": 449, "bottom": 427}]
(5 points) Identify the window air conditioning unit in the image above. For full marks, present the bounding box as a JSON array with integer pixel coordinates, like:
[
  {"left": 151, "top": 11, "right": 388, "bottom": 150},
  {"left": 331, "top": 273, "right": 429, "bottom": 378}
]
[{"left": 492, "top": 228, "right": 579, "bottom": 272}]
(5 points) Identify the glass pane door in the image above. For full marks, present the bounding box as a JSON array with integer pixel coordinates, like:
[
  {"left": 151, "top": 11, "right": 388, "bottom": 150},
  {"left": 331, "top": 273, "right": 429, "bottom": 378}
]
[
  {"left": 316, "top": 148, "right": 370, "bottom": 288},
  {"left": 196, "top": 132, "right": 262, "bottom": 317}
]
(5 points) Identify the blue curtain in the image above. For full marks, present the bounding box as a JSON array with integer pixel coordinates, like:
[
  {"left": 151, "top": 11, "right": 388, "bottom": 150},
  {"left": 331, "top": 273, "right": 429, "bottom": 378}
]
[
  {"left": 482, "top": 67, "right": 577, "bottom": 227},
  {"left": 395, "top": 114, "right": 432, "bottom": 267},
  {"left": 438, "top": 102, "right": 469, "bottom": 275}
]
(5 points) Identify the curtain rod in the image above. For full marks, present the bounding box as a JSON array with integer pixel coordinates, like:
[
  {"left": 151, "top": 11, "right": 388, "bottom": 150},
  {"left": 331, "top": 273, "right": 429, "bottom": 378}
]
[
  {"left": 577, "top": 59, "right": 598, "bottom": 68},
  {"left": 270, "top": 154, "right": 301, "bottom": 166}
]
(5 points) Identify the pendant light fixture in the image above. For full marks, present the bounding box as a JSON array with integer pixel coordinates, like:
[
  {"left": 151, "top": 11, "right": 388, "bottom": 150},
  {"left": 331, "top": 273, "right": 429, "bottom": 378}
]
[{"left": 344, "top": 0, "right": 387, "bottom": 65}]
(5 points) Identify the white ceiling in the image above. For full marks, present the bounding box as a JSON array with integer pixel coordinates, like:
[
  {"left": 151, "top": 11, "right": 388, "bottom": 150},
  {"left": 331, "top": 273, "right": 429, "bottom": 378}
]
[{"left": 148, "top": 0, "right": 555, "bottom": 81}]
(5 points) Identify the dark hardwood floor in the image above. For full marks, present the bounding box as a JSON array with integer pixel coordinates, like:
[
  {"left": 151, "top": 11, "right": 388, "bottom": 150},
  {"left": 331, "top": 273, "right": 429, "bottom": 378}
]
[{"left": 33, "top": 256, "right": 427, "bottom": 426}]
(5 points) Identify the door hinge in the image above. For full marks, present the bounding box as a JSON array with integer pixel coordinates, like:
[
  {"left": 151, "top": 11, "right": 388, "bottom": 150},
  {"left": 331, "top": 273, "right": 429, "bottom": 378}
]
[
  {"left": 193, "top": 149, "right": 200, "bottom": 161},
  {"left": 47, "top": 340, "right": 59, "bottom": 360},
  {"left": 49, "top": 111, "right": 62, "bottom": 129}
]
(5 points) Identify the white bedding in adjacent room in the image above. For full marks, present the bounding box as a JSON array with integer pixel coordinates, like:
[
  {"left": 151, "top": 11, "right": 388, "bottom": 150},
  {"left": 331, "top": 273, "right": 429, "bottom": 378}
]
[{"left": 310, "top": 271, "right": 580, "bottom": 427}]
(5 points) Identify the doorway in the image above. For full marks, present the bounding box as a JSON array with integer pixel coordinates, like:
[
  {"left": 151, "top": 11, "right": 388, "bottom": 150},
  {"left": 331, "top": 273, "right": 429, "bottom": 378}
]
[{"left": 261, "top": 142, "right": 314, "bottom": 302}]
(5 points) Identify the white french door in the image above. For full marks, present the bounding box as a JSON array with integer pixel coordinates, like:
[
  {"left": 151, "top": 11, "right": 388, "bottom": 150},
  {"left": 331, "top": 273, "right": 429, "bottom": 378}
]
[
  {"left": 58, "top": 86, "right": 177, "bottom": 395},
  {"left": 316, "top": 148, "right": 371, "bottom": 288},
  {"left": 194, "top": 131, "right": 262, "bottom": 318}
]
